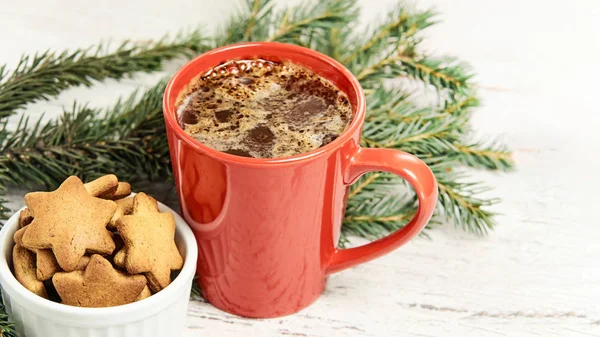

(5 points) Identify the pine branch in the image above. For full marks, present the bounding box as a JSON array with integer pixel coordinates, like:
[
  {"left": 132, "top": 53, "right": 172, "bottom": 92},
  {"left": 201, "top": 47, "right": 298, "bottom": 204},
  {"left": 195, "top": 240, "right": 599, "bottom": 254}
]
[
  {"left": 0, "top": 300, "right": 16, "bottom": 337},
  {"left": 342, "top": 5, "right": 436, "bottom": 67},
  {"left": 363, "top": 91, "right": 513, "bottom": 172},
  {"left": 361, "top": 88, "right": 511, "bottom": 171},
  {"left": 441, "top": 95, "right": 480, "bottom": 116},
  {"left": 214, "top": 0, "right": 357, "bottom": 47},
  {"left": 361, "top": 87, "right": 469, "bottom": 156},
  {"left": 214, "top": 0, "right": 275, "bottom": 45},
  {"left": 361, "top": 114, "right": 466, "bottom": 154},
  {"left": 356, "top": 54, "right": 474, "bottom": 97},
  {"left": 244, "top": 0, "right": 272, "bottom": 40},
  {"left": 0, "top": 80, "right": 170, "bottom": 192},
  {"left": 266, "top": 0, "right": 358, "bottom": 43},
  {"left": 344, "top": 172, "right": 419, "bottom": 239},
  {"left": 399, "top": 56, "right": 474, "bottom": 97},
  {"left": 432, "top": 162, "right": 500, "bottom": 234},
  {"left": 352, "top": 85, "right": 511, "bottom": 237},
  {"left": 453, "top": 141, "right": 514, "bottom": 171},
  {"left": 0, "top": 31, "right": 209, "bottom": 120},
  {"left": 0, "top": 187, "right": 10, "bottom": 221},
  {"left": 328, "top": 4, "right": 469, "bottom": 98},
  {"left": 343, "top": 159, "right": 501, "bottom": 238}
]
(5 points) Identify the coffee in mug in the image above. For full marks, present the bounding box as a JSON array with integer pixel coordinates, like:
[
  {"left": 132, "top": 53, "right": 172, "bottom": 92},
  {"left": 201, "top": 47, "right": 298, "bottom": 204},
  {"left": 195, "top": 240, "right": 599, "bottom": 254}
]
[{"left": 176, "top": 59, "right": 352, "bottom": 158}]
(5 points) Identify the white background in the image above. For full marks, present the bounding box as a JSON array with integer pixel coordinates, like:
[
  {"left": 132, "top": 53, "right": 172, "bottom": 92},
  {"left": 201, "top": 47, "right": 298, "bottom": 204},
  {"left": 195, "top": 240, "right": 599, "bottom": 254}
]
[{"left": 1, "top": 0, "right": 599, "bottom": 336}]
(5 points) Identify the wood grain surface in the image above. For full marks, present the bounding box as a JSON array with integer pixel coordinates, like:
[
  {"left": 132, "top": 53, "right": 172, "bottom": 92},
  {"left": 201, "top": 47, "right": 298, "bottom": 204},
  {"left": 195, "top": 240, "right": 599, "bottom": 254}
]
[{"left": 1, "top": 0, "right": 599, "bottom": 336}]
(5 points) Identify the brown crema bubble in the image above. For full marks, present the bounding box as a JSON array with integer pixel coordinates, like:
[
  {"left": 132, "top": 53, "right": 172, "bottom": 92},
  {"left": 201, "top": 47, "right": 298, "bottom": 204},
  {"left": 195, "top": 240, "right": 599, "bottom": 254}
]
[
  {"left": 215, "top": 109, "right": 234, "bottom": 123},
  {"left": 247, "top": 125, "right": 275, "bottom": 144},
  {"left": 179, "top": 108, "right": 198, "bottom": 125},
  {"left": 238, "top": 77, "right": 254, "bottom": 85},
  {"left": 176, "top": 59, "right": 353, "bottom": 158},
  {"left": 224, "top": 149, "right": 253, "bottom": 157},
  {"left": 321, "top": 134, "right": 338, "bottom": 146}
]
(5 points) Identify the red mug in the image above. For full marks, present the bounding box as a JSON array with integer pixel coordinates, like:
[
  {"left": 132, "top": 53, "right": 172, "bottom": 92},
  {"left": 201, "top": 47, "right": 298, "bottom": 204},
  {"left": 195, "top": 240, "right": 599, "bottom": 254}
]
[{"left": 163, "top": 42, "right": 438, "bottom": 318}]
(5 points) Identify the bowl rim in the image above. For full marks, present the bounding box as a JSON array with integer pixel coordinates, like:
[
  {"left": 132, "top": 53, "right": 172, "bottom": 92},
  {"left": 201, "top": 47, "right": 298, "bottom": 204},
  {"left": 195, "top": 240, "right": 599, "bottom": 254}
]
[{"left": 0, "top": 197, "right": 198, "bottom": 325}]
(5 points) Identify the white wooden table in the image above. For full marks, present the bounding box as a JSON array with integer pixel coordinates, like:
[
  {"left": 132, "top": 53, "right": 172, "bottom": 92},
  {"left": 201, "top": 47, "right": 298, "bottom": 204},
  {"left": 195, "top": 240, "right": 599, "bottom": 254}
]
[{"left": 1, "top": 0, "right": 599, "bottom": 336}]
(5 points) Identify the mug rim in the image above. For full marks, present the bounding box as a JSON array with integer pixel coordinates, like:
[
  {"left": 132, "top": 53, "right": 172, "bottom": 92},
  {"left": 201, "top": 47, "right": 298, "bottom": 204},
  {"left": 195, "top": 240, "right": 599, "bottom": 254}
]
[{"left": 163, "top": 42, "right": 366, "bottom": 167}]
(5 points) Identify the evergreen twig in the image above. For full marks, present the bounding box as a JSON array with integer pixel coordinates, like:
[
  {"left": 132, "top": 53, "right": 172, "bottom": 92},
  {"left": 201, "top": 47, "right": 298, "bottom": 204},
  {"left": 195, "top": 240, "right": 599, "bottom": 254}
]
[
  {"left": 215, "top": 0, "right": 275, "bottom": 45},
  {"left": 215, "top": 0, "right": 357, "bottom": 46},
  {"left": 0, "top": 31, "right": 209, "bottom": 120},
  {"left": 0, "top": 80, "right": 169, "bottom": 193},
  {"left": 453, "top": 141, "right": 513, "bottom": 171},
  {"left": 357, "top": 86, "right": 509, "bottom": 234},
  {"left": 344, "top": 172, "right": 418, "bottom": 239},
  {"left": 343, "top": 6, "right": 436, "bottom": 66},
  {"left": 266, "top": 0, "right": 357, "bottom": 43},
  {"left": 356, "top": 55, "right": 474, "bottom": 98},
  {"left": 433, "top": 162, "right": 500, "bottom": 235},
  {"left": 0, "top": 301, "right": 16, "bottom": 337}
]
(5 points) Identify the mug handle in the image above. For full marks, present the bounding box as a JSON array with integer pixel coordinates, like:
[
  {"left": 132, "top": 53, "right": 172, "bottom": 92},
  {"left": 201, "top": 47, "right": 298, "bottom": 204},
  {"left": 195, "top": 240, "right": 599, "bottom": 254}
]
[{"left": 326, "top": 147, "right": 438, "bottom": 274}]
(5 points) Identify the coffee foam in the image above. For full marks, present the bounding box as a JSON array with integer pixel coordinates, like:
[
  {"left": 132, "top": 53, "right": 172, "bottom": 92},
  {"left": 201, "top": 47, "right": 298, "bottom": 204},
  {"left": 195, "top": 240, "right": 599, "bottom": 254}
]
[{"left": 176, "top": 59, "right": 352, "bottom": 158}]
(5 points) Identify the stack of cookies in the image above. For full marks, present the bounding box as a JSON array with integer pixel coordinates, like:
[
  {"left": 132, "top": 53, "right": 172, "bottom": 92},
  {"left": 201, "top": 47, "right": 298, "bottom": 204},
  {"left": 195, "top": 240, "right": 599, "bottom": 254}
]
[{"left": 11, "top": 175, "right": 184, "bottom": 308}]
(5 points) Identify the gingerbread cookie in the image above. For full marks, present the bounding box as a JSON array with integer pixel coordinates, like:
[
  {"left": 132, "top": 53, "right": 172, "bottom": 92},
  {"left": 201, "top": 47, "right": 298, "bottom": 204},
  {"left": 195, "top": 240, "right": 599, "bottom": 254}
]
[
  {"left": 112, "top": 234, "right": 125, "bottom": 255},
  {"left": 22, "top": 176, "right": 116, "bottom": 271},
  {"left": 113, "top": 248, "right": 126, "bottom": 269},
  {"left": 108, "top": 196, "right": 135, "bottom": 229},
  {"left": 53, "top": 254, "right": 146, "bottom": 307},
  {"left": 13, "top": 226, "right": 26, "bottom": 245},
  {"left": 16, "top": 210, "right": 61, "bottom": 280},
  {"left": 108, "top": 207, "right": 124, "bottom": 230},
  {"left": 19, "top": 208, "right": 33, "bottom": 228},
  {"left": 12, "top": 245, "right": 47, "bottom": 298},
  {"left": 115, "top": 196, "right": 134, "bottom": 214},
  {"left": 14, "top": 226, "right": 88, "bottom": 280},
  {"left": 84, "top": 174, "right": 119, "bottom": 199},
  {"left": 112, "top": 182, "right": 131, "bottom": 200},
  {"left": 35, "top": 249, "right": 62, "bottom": 281},
  {"left": 116, "top": 193, "right": 183, "bottom": 292},
  {"left": 136, "top": 285, "right": 152, "bottom": 301},
  {"left": 75, "top": 255, "right": 91, "bottom": 270}
]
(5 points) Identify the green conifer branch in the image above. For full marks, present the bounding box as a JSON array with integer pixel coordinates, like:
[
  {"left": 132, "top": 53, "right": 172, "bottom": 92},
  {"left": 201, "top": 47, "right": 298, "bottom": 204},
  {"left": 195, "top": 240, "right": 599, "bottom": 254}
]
[
  {"left": 356, "top": 54, "right": 474, "bottom": 97},
  {"left": 434, "top": 167, "right": 500, "bottom": 235},
  {"left": 266, "top": 0, "right": 357, "bottom": 43},
  {"left": 453, "top": 141, "right": 514, "bottom": 171},
  {"left": 442, "top": 95, "right": 480, "bottom": 115},
  {"left": 354, "top": 85, "right": 510, "bottom": 235},
  {"left": 344, "top": 172, "right": 417, "bottom": 239},
  {"left": 215, "top": 0, "right": 357, "bottom": 47},
  {"left": 244, "top": 0, "right": 271, "bottom": 40},
  {"left": 0, "top": 31, "right": 209, "bottom": 120},
  {"left": 0, "top": 80, "right": 170, "bottom": 193},
  {"left": 0, "top": 301, "right": 16, "bottom": 337},
  {"left": 342, "top": 6, "right": 436, "bottom": 66},
  {"left": 343, "top": 159, "right": 502, "bottom": 238},
  {"left": 215, "top": 0, "right": 275, "bottom": 45}
]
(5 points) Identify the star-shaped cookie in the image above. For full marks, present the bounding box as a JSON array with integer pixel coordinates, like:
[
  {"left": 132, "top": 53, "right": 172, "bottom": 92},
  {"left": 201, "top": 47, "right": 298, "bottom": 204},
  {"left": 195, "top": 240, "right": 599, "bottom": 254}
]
[
  {"left": 15, "top": 225, "right": 90, "bottom": 280},
  {"left": 116, "top": 193, "right": 183, "bottom": 292},
  {"left": 22, "top": 176, "right": 117, "bottom": 271},
  {"left": 19, "top": 208, "right": 33, "bottom": 228},
  {"left": 12, "top": 245, "right": 47, "bottom": 298},
  {"left": 53, "top": 254, "right": 147, "bottom": 307}
]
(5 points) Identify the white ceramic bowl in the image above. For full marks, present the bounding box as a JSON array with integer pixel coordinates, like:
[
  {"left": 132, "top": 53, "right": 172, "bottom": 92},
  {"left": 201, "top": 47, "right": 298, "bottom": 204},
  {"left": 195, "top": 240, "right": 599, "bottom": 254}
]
[{"left": 0, "top": 200, "right": 198, "bottom": 337}]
